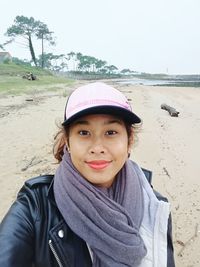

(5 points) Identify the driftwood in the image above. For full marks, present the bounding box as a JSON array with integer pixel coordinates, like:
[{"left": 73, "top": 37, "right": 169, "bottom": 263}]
[
  {"left": 22, "top": 72, "right": 37, "bottom": 81},
  {"left": 161, "top": 104, "right": 179, "bottom": 117},
  {"left": 21, "top": 156, "right": 42, "bottom": 171}
]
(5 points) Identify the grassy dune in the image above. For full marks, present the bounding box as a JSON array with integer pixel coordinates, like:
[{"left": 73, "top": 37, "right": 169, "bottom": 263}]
[{"left": 0, "top": 63, "right": 74, "bottom": 94}]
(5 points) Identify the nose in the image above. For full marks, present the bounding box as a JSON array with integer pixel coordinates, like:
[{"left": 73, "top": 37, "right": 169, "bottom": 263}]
[{"left": 89, "top": 138, "right": 106, "bottom": 154}]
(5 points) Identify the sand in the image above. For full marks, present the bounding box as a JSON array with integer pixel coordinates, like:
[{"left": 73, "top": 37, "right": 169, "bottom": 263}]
[{"left": 0, "top": 81, "right": 200, "bottom": 266}]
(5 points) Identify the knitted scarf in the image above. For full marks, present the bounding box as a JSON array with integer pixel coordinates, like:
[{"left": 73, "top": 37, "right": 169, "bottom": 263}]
[{"left": 53, "top": 149, "right": 147, "bottom": 267}]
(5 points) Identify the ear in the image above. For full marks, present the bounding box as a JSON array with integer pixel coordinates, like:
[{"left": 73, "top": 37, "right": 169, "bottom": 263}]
[
  {"left": 128, "top": 127, "right": 134, "bottom": 154},
  {"left": 64, "top": 135, "right": 70, "bottom": 152}
]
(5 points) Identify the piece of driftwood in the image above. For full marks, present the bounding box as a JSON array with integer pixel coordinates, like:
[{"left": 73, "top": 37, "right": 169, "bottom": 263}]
[
  {"left": 21, "top": 156, "right": 42, "bottom": 171},
  {"left": 161, "top": 104, "right": 179, "bottom": 117},
  {"left": 22, "top": 72, "right": 37, "bottom": 81}
]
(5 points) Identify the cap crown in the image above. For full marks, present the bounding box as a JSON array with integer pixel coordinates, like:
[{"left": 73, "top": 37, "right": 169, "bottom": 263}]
[{"left": 65, "top": 82, "right": 132, "bottom": 120}]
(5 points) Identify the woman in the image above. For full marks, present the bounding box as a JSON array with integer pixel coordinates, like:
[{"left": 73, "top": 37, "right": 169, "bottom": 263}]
[{"left": 0, "top": 82, "right": 175, "bottom": 267}]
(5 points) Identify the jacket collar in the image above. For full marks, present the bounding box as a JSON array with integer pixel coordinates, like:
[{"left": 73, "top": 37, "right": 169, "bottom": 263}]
[{"left": 47, "top": 176, "right": 57, "bottom": 206}]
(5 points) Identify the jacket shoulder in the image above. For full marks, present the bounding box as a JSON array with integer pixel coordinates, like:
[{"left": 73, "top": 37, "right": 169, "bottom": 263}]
[
  {"left": 141, "top": 168, "right": 152, "bottom": 184},
  {"left": 25, "top": 174, "right": 54, "bottom": 188},
  {"left": 141, "top": 167, "right": 168, "bottom": 202}
]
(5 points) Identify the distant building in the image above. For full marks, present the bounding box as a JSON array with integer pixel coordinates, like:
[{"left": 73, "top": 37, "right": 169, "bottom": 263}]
[{"left": 0, "top": 52, "right": 12, "bottom": 63}]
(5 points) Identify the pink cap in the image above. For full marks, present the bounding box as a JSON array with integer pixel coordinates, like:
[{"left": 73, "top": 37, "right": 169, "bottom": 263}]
[{"left": 62, "top": 82, "right": 141, "bottom": 125}]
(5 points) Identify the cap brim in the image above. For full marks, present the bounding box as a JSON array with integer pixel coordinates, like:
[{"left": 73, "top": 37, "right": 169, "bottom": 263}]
[{"left": 62, "top": 106, "right": 141, "bottom": 126}]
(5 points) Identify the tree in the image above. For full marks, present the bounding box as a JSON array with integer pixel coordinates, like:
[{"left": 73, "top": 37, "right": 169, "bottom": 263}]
[
  {"left": 1, "top": 39, "right": 14, "bottom": 50},
  {"left": 50, "top": 54, "right": 66, "bottom": 71},
  {"left": 76, "top": 54, "right": 103, "bottom": 72},
  {"left": 36, "top": 23, "right": 55, "bottom": 68},
  {"left": 95, "top": 59, "right": 107, "bottom": 72},
  {"left": 12, "top": 57, "right": 32, "bottom": 66},
  {"left": 5, "top": 16, "right": 55, "bottom": 67},
  {"left": 77, "top": 55, "right": 93, "bottom": 72},
  {"left": 37, "top": 53, "right": 67, "bottom": 71},
  {"left": 67, "top": 51, "right": 77, "bottom": 71},
  {"left": 105, "top": 65, "right": 118, "bottom": 74},
  {"left": 37, "top": 53, "right": 53, "bottom": 69},
  {"left": 88, "top": 56, "right": 97, "bottom": 72},
  {"left": 121, "top": 68, "right": 132, "bottom": 74}
]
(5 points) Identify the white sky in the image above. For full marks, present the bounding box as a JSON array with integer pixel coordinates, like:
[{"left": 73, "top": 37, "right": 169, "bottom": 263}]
[{"left": 1, "top": 0, "right": 200, "bottom": 74}]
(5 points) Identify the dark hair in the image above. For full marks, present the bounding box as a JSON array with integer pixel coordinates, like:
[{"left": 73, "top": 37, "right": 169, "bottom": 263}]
[{"left": 53, "top": 120, "right": 140, "bottom": 163}]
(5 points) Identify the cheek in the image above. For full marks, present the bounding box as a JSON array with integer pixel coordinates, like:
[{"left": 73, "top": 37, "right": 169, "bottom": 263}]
[
  {"left": 69, "top": 147, "right": 84, "bottom": 171},
  {"left": 113, "top": 139, "right": 129, "bottom": 159},
  {"left": 68, "top": 137, "right": 87, "bottom": 163},
  {"left": 118, "top": 142, "right": 129, "bottom": 152},
  {"left": 69, "top": 138, "right": 87, "bottom": 153}
]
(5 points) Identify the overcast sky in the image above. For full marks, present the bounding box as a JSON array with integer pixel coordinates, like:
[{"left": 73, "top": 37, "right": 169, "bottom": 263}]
[{"left": 1, "top": 0, "right": 200, "bottom": 74}]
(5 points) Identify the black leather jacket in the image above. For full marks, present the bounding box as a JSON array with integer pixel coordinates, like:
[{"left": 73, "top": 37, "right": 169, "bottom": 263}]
[{"left": 0, "top": 172, "right": 175, "bottom": 267}]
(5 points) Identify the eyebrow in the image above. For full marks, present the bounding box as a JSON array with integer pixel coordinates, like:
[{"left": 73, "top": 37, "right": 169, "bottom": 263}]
[{"left": 73, "top": 119, "right": 123, "bottom": 126}]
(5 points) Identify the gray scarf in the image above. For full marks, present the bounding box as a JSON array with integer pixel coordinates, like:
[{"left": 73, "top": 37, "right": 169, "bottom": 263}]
[{"left": 54, "top": 148, "right": 147, "bottom": 267}]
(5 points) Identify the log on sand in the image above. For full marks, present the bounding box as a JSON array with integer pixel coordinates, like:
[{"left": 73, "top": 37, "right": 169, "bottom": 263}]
[{"left": 161, "top": 104, "right": 180, "bottom": 117}]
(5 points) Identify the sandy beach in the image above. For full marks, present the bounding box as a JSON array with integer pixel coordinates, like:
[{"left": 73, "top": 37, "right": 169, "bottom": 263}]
[{"left": 0, "top": 81, "right": 199, "bottom": 267}]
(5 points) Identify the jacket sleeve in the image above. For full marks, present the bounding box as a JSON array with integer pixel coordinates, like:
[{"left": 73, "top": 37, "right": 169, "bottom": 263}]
[
  {"left": 153, "top": 190, "right": 175, "bottom": 267},
  {"left": 0, "top": 186, "right": 35, "bottom": 267},
  {"left": 167, "top": 213, "right": 175, "bottom": 267}
]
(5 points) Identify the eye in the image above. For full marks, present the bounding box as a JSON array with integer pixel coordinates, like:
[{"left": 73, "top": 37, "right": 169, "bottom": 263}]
[
  {"left": 105, "top": 130, "right": 117, "bottom": 136},
  {"left": 79, "top": 130, "right": 90, "bottom": 136}
]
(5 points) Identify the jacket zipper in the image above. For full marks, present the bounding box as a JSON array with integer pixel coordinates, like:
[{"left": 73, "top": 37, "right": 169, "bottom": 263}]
[{"left": 49, "top": 239, "right": 63, "bottom": 267}]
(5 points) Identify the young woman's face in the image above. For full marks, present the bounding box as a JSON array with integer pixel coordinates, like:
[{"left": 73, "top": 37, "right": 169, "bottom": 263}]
[{"left": 67, "top": 114, "right": 133, "bottom": 188}]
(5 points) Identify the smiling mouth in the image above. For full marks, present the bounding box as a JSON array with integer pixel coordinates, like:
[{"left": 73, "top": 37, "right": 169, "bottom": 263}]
[{"left": 86, "top": 160, "right": 111, "bottom": 170}]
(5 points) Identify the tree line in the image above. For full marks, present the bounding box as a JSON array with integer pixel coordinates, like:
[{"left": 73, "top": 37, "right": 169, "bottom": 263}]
[{"left": 0, "top": 16, "right": 134, "bottom": 75}]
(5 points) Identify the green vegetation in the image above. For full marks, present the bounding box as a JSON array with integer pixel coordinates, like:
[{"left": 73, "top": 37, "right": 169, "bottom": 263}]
[
  {"left": 6, "top": 16, "right": 55, "bottom": 67},
  {"left": 0, "top": 62, "right": 51, "bottom": 76},
  {"left": 0, "top": 62, "right": 74, "bottom": 94},
  {"left": 2, "top": 15, "right": 199, "bottom": 88},
  {"left": 1, "top": 16, "right": 127, "bottom": 76}
]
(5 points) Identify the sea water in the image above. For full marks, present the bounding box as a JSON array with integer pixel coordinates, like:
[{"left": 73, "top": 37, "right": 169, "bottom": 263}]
[{"left": 117, "top": 78, "right": 200, "bottom": 86}]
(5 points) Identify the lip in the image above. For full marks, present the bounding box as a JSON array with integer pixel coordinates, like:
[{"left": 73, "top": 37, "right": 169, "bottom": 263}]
[{"left": 86, "top": 160, "right": 111, "bottom": 170}]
